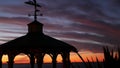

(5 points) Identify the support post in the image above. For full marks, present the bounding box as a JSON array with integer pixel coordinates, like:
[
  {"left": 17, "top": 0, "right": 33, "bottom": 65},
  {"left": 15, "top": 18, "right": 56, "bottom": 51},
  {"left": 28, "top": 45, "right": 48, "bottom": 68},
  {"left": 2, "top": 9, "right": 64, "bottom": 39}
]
[
  {"left": 30, "top": 54, "right": 35, "bottom": 68},
  {"left": 62, "top": 52, "right": 70, "bottom": 68},
  {"left": 0, "top": 60, "right": 2, "bottom": 68},
  {"left": 36, "top": 53, "right": 44, "bottom": 68},
  {"left": 8, "top": 55, "right": 14, "bottom": 68},
  {"left": 0, "top": 55, "right": 2, "bottom": 68},
  {"left": 52, "top": 54, "right": 57, "bottom": 68}
]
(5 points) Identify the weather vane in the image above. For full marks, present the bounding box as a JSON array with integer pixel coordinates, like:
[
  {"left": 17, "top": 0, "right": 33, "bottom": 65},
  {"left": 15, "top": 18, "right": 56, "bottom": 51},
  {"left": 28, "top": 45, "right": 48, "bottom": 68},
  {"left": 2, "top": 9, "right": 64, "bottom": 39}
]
[{"left": 25, "top": 0, "right": 43, "bottom": 21}]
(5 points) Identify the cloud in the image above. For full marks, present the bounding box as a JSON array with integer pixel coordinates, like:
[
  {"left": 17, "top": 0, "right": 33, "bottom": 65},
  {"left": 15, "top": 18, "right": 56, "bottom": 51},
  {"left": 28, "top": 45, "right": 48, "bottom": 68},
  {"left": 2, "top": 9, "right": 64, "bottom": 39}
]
[
  {"left": 0, "top": 16, "right": 32, "bottom": 25},
  {"left": 0, "top": 0, "right": 120, "bottom": 53}
]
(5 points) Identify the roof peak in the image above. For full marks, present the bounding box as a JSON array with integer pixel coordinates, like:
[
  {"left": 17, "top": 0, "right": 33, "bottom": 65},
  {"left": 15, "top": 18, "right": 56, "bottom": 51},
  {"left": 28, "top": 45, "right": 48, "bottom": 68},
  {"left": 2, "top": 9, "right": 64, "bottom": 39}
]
[{"left": 28, "top": 20, "right": 43, "bottom": 25}]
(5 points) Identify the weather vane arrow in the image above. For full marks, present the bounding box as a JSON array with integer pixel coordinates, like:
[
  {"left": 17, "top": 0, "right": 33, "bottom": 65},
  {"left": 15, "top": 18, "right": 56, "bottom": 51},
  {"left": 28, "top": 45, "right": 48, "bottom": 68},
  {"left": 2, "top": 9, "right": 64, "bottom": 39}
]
[{"left": 25, "top": 0, "right": 42, "bottom": 21}]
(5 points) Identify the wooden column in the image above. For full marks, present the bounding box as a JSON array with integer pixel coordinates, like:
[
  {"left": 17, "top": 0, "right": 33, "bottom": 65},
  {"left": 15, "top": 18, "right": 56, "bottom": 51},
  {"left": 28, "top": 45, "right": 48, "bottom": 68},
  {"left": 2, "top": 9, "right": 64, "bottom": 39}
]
[
  {"left": 62, "top": 52, "right": 70, "bottom": 68},
  {"left": 30, "top": 54, "right": 35, "bottom": 68},
  {"left": 36, "top": 53, "right": 44, "bottom": 68},
  {"left": 0, "top": 55, "right": 2, "bottom": 68},
  {"left": 52, "top": 54, "right": 57, "bottom": 68},
  {"left": 8, "top": 55, "right": 15, "bottom": 68}
]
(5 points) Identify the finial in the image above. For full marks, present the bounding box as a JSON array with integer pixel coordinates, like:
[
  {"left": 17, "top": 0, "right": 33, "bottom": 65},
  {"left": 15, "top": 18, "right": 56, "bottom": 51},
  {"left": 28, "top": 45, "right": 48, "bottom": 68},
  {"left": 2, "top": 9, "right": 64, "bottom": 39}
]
[{"left": 25, "top": 0, "right": 43, "bottom": 21}]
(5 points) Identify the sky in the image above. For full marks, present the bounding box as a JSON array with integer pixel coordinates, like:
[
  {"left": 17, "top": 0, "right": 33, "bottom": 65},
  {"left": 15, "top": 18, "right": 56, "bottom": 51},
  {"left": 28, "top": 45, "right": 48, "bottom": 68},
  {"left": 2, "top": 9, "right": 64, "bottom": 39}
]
[{"left": 0, "top": 0, "right": 120, "bottom": 63}]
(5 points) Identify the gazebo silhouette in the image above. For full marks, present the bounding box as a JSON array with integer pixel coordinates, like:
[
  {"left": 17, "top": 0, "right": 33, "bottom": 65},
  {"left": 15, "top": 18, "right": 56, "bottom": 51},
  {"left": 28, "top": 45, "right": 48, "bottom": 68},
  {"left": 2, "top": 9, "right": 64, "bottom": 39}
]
[{"left": 0, "top": 0, "right": 78, "bottom": 68}]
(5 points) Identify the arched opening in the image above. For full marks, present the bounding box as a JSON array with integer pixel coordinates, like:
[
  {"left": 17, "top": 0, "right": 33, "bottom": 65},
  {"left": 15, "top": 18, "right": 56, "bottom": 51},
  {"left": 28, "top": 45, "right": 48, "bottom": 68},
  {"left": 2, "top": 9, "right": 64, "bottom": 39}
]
[
  {"left": 56, "top": 54, "right": 62, "bottom": 63},
  {"left": 2, "top": 55, "right": 8, "bottom": 68},
  {"left": 13, "top": 53, "right": 30, "bottom": 68},
  {"left": 70, "top": 52, "right": 81, "bottom": 63},
  {"left": 43, "top": 54, "right": 52, "bottom": 63},
  {"left": 69, "top": 52, "right": 80, "bottom": 68},
  {"left": 14, "top": 53, "right": 29, "bottom": 64},
  {"left": 56, "top": 54, "right": 63, "bottom": 68},
  {"left": 43, "top": 54, "right": 52, "bottom": 68},
  {"left": 2, "top": 55, "right": 8, "bottom": 64}
]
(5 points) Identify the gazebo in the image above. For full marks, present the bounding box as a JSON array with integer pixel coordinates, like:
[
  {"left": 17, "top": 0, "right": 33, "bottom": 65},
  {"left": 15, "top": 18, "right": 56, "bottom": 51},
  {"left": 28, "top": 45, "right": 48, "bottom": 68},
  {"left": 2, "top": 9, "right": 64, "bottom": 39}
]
[{"left": 0, "top": 0, "right": 78, "bottom": 68}]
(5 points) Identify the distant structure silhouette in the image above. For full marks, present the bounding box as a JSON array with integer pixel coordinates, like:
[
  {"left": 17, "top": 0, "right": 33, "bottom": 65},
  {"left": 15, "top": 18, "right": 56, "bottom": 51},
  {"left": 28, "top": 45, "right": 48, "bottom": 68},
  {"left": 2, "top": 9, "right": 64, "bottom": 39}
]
[{"left": 0, "top": 0, "right": 78, "bottom": 68}]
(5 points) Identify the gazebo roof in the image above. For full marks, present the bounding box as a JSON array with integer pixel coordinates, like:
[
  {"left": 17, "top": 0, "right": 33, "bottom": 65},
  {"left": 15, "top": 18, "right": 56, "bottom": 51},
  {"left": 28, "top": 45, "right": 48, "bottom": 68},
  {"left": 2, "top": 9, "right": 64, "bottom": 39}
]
[
  {"left": 0, "top": 0, "right": 77, "bottom": 56},
  {"left": 0, "top": 31, "right": 77, "bottom": 54}
]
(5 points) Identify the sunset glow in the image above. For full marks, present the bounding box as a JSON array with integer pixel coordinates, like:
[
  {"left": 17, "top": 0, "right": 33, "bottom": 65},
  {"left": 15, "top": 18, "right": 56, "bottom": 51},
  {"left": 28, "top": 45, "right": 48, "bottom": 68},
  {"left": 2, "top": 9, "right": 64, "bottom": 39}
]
[{"left": 2, "top": 52, "right": 104, "bottom": 64}]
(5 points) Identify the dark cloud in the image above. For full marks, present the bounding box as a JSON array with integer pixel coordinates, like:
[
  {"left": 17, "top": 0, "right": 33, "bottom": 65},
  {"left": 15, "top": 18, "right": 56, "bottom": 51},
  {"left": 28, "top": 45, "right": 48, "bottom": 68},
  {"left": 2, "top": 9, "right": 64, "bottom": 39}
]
[
  {"left": 0, "top": 0, "right": 120, "bottom": 53},
  {"left": 62, "top": 39, "right": 104, "bottom": 53},
  {"left": 0, "top": 16, "right": 31, "bottom": 25}
]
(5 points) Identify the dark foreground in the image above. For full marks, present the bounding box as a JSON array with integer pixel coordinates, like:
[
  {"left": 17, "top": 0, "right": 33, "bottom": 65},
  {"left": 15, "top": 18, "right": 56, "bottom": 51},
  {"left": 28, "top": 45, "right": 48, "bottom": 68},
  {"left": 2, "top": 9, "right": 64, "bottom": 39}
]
[{"left": 2, "top": 62, "right": 103, "bottom": 68}]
